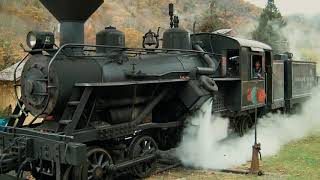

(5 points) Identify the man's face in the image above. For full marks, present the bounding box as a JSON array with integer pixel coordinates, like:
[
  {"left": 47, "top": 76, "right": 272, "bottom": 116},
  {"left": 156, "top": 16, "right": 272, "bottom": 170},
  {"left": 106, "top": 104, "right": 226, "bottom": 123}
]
[{"left": 255, "top": 61, "right": 261, "bottom": 70}]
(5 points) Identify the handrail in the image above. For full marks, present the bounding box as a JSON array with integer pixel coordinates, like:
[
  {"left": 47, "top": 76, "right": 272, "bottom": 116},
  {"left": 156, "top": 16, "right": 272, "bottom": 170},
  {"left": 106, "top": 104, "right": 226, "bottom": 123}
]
[
  {"left": 13, "top": 54, "right": 29, "bottom": 116},
  {"left": 48, "top": 43, "right": 222, "bottom": 57},
  {"left": 47, "top": 43, "right": 222, "bottom": 85}
]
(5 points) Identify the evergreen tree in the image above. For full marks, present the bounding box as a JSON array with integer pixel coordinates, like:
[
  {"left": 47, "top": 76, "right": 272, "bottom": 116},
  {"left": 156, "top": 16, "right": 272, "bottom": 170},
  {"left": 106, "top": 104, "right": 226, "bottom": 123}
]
[{"left": 252, "top": 0, "right": 288, "bottom": 53}]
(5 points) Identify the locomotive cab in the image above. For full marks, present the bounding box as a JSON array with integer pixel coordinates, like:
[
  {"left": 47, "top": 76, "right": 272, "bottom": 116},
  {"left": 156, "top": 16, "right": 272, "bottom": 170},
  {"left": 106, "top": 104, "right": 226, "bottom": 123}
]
[{"left": 191, "top": 33, "right": 271, "bottom": 112}]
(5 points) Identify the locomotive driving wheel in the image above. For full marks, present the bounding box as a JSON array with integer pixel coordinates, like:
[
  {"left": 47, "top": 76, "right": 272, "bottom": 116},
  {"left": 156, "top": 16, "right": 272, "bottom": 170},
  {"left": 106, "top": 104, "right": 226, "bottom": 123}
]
[
  {"left": 129, "top": 135, "right": 158, "bottom": 178},
  {"left": 71, "top": 147, "right": 114, "bottom": 180},
  {"left": 87, "top": 147, "right": 113, "bottom": 180}
]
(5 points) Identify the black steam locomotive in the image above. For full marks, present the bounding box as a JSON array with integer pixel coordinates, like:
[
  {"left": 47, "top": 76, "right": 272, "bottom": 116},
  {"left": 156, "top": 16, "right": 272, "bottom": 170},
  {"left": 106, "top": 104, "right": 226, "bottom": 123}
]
[{"left": 0, "top": 0, "right": 317, "bottom": 179}]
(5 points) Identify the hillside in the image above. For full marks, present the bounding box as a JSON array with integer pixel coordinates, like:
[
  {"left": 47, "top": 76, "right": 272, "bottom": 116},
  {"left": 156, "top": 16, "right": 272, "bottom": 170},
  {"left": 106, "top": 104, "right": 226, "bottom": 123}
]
[
  {"left": 0, "top": 0, "right": 54, "bottom": 69},
  {"left": 284, "top": 14, "right": 320, "bottom": 62},
  {"left": 0, "top": 0, "right": 261, "bottom": 70}
]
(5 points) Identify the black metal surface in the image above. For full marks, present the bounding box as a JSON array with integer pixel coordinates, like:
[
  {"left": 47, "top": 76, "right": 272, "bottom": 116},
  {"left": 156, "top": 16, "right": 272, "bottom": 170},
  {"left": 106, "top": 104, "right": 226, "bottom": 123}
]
[
  {"left": 0, "top": 154, "right": 18, "bottom": 174},
  {"left": 60, "top": 22, "right": 84, "bottom": 45},
  {"left": 39, "top": 0, "right": 103, "bottom": 21},
  {"left": 193, "top": 44, "right": 218, "bottom": 73},
  {"left": 0, "top": 128, "right": 87, "bottom": 167},
  {"left": 40, "top": 0, "right": 103, "bottom": 45},
  {"left": 96, "top": 26, "right": 125, "bottom": 53},
  {"left": 20, "top": 42, "right": 206, "bottom": 117},
  {"left": 178, "top": 80, "right": 211, "bottom": 111},
  {"left": 163, "top": 28, "right": 192, "bottom": 50},
  {"left": 75, "top": 79, "right": 189, "bottom": 87},
  {"left": 271, "top": 61, "right": 285, "bottom": 109},
  {"left": 108, "top": 154, "right": 156, "bottom": 172},
  {"left": 133, "top": 88, "right": 169, "bottom": 124},
  {"left": 191, "top": 33, "right": 272, "bottom": 51},
  {"left": 129, "top": 136, "right": 158, "bottom": 178},
  {"left": 64, "top": 87, "right": 93, "bottom": 135},
  {"left": 86, "top": 147, "right": 113, "bottom": 180},
  {"left": 284, "top": 60, "right": 316, "bottom": 110}
]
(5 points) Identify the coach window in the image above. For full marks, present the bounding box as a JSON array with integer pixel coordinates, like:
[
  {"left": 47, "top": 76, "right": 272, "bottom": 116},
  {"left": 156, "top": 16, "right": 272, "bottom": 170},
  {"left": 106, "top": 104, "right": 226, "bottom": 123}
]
[{"left": 251, "top": 54, "right": 264, "bottom": 79}]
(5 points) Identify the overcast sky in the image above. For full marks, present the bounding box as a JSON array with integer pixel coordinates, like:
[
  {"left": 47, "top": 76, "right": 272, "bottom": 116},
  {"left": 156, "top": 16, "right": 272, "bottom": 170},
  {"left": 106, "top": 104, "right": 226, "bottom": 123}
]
[{"left": 244, "top": 0, "right": 320, "bottom": 15}]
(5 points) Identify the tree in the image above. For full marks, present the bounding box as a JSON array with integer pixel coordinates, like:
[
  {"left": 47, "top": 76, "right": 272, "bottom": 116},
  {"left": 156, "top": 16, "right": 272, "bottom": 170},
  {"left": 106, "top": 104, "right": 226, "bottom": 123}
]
[
  {"left": 0, "top": 39, "right": 15, "bottom": 71},
  {"left": 198, "top": 0, "right": 233, "bottom": 32},
  {"left": 252, "top": 0, "right": 288, "bottom": 53}
]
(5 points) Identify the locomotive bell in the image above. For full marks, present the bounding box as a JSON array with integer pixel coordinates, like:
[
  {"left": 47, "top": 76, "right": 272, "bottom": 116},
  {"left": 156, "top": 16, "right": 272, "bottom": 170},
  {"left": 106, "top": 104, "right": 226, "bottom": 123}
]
[
  {"left": 144, "top": 31, "right": 157, "bottom": 46},
  {"left": 96, "top": 26, "right": 125, "bottom": 53}
]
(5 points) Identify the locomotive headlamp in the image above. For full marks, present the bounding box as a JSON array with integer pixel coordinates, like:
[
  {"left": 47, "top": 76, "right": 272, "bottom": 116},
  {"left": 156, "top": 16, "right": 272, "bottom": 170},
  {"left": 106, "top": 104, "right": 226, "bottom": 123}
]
[{"left": 26, "top": 31, "right": 55, "bottom": 50}]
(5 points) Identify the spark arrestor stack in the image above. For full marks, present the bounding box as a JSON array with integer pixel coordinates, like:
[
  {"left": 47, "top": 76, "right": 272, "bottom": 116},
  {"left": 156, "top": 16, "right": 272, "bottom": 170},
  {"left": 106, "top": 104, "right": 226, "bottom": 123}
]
[{"left": 39, "top": 0, "right": 104, "bottom": 45}]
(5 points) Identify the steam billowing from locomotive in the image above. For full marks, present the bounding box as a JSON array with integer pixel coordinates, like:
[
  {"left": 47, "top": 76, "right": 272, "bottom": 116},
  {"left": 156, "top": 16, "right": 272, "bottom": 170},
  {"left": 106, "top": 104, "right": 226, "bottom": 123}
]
[{"left": 177, "top": 87, "right": 320, "bottom": 169}]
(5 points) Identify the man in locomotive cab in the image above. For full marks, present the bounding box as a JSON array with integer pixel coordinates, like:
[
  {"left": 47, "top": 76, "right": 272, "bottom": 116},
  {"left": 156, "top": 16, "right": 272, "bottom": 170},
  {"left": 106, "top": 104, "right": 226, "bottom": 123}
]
[{"left": 252, "top": 60, "right": 264, "bottom": 79}]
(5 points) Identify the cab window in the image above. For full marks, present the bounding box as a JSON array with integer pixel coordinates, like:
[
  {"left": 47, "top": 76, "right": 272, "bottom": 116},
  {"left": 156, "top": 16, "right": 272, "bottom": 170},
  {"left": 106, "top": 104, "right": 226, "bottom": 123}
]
[{"left": 251, "top": 55, "right": 263, "bottom": 79}]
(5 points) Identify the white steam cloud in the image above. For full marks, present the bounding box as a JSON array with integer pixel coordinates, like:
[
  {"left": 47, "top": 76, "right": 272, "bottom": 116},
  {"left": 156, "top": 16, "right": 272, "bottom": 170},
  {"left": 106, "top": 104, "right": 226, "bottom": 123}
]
[
  {"left": 177, "top": 87, "right": 320, "bottom": 169},
  {"left": 282, "top": 15, "right": 320, "bottom": 62}
]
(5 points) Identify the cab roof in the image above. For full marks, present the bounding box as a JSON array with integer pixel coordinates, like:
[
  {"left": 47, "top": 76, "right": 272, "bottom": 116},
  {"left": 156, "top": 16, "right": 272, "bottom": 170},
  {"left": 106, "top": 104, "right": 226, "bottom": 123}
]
[
  {"left": 228, "top": 36, "right": 272, "bottom": 51},
  {"left": 191, "top": 33, "right": 272, "bottom": 51}
]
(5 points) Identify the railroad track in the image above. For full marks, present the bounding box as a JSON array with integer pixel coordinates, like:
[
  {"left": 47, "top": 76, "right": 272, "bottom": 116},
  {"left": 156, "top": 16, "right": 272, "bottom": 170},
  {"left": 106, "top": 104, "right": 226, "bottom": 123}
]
[{"left": 114, "top": 158, "right": 181, "bottom": 179}]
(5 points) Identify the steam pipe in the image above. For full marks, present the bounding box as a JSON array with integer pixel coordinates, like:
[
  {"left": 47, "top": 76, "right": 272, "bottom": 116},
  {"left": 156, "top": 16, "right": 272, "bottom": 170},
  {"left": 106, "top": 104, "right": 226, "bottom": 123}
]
[
  {"left": 200, "top": 75, "right": 218, "bottom": 92},
  {"left": 193, "top": 44, "right": 219, "bottom": 74},
  {"left": 132, "top": 89, "right": 169, "bottom": 125},
  {"left": 193, "top": 44, "right": 219, "bottom": 92}
]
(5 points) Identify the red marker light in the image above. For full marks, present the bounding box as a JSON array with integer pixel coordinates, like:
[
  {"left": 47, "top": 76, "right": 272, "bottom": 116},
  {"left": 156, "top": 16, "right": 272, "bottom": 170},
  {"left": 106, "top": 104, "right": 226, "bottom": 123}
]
[{"left": 46, "top": 115, "right": 55, "bottom": 121}]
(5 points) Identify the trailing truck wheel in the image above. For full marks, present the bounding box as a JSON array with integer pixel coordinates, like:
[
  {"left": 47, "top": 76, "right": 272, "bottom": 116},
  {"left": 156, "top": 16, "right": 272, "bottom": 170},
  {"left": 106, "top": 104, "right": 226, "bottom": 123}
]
[
  {"left": 71, "top": 147, "right": 114, "bottom": 180},
  {"left": 230, "top": 113, "right": 252, "bottom": 136},
  {"left": 238, "top": 114, "right": 250, "bottom": 136},
  {"left": 129, "top": 135, "right": 158, "bottom": 178}
]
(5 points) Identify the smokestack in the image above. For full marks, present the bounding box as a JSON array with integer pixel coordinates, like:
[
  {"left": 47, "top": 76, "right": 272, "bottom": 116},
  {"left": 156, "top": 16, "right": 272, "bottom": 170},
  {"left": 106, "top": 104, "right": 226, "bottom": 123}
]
[{"left": 40, "top": 0, "right": 104, "bottom": 45}]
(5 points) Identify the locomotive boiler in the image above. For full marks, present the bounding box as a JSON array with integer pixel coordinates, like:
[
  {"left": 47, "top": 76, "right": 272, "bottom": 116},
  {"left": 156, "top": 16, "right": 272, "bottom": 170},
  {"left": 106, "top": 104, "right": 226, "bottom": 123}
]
[
  {"left": 0, "top": 0, "right": 317, "bottom": 179},
  {"left": 21, "top": 1, "right": 217, "bottom": 124}
]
